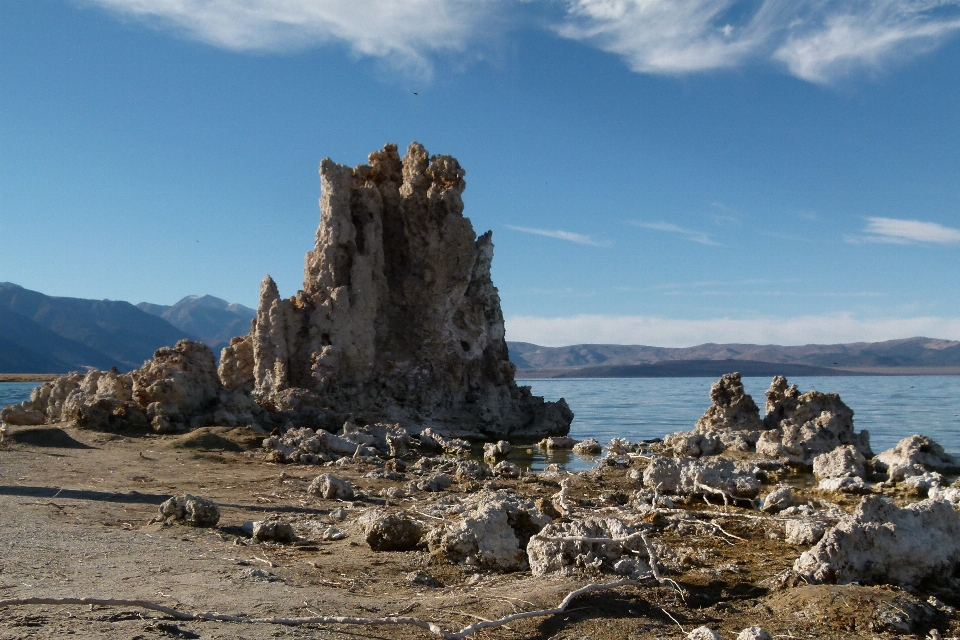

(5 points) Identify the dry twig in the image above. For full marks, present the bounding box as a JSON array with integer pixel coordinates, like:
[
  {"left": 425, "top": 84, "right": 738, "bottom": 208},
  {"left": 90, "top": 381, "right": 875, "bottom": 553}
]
[{"left": 0, "top": 578, "right": 646, "bottom": 639}]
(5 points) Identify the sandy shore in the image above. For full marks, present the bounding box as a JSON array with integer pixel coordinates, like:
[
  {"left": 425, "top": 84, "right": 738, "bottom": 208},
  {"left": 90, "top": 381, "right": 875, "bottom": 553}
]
[
  {"left": 0, "top": 423, "right": 957, "bottom": 639},
  {"left": 0, "top": 373, "right": 63, "bottom": 382}
]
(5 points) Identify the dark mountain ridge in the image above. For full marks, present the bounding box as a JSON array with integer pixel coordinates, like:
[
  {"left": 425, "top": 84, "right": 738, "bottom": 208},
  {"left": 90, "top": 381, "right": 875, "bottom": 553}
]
[
  {"left": 137, "top": 295, "right": 255, "bottom": 350},
  {"left": 509, "top": 338, "right": 960, "bottom": 378},
  {"left": 0, "top": 283, "right": 193, "bottom": 372},
  {"left": 3, "top": 282, "right": 958, "bottom": 376}
]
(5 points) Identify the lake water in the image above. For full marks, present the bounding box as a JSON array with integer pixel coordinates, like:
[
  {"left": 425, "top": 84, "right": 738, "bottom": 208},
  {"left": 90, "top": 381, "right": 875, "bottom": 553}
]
[{"left": 3, "top": 377, "right": 958, "bottom": 470}]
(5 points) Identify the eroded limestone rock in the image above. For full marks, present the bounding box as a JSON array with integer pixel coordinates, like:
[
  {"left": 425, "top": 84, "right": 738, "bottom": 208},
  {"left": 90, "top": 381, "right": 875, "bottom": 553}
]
[
  {"left": 737, "top": 627, "right": 772, "bottom": 640},
  {"left": 760, "top": 377, "right": 870, "bottom": 465},
  {"left": 0, "top": 404, "right": 46, "bottom": 426},
  {"left": 158, "top": 494, "right": 220, "bottom": 527},
  {"left": 359, "top": 509, "right": 423, "bottom": 551},
  {"left": 812, "top": 445, "right": 866, "bottom": 480},
  {"left": 695, "top": 372, "right": 763, "bottom": 433},
  {"left": 426, "top": 491, "right": 550, "bottom": 570},
  {"left": 785, "top": 519, "right": 826, "bottom": 546},
  {"left": 308, "top": 473, "right": 355, "bottom": 500},
  {"left": 222, "top": 143, "right": 572, "bottom": 440},
  {"left": 572, "top": 438, "right": 602, "bottom": 455},
  {"left": 538, "top": 436, "right": 576, "bottom": 449},
  {"left": 875, "top": 435, "right": 960, "bottom": 481},
  {"left": 526, "top": 517, "right": 650, "bottom": 577},
  {"left": 760, "top": 485, "right": 795, "bottom": 514},
  {"left": 642, "top": 456, "right": 762, "bottom": 499},
  {"left": 5, "top": 341, "right": 260, "bottom": 433},
  {"left": 817, "top": 476, "right": 871, "bottom": 494},
  {"left": 687, "top": 626, "right": 722, "bottom": 640},
  {"left": 250, "top": 520, "right": 297, "bottom": 543},
  {"left": 482, "top": 440, "right": 511, "bottom": 460},
  {"left": 263, "top": 427, "right": 369, "bottom": 464},
  {"left": 794, "top": 495, "right": 960, "bottom": 588}
]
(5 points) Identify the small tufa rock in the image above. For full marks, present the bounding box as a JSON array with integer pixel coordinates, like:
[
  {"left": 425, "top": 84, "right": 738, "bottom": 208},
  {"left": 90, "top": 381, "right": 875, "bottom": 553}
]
[
  {"left": 158, "top": 494, "right": 220, "bottom": 527},
  {"left": 687, "top": 626, "right": 723, "bottom": 640},
  {"left": 527, "top": 517, "right": 649, "bottom": 578},
  {"left": 416, "top": 472, "right": 453, "bottom": 492},
  {"left": 321, "top": 526, "right": 346, "bottom": 541},
  {"left": 538, "top": 436, "right": 576, "bottom": 449},
  {"left": 359, "top": 510, "right": 424, "bottom": 551},
  {"left": 308, "top": 473, "right": 355, "bottom": 500},
  {"left": 492, "top": 460, "right": 521, "bottom": 478},
  {"left": 812, "top": 445, "right": 866, "bottom": 479},
  {"left": 454, "top": 460, "right": 488, "bottom": 482},
  {"left": 760, "top": 377, "right": 871, "bottom": 465},
  {"left": 419, "top": 428, "right": 471, "bottom": 455},
  {"left": 817, "top": 477, "right": 871, "bottom": 494},
  {"left": 696, "top": 372, "right": 762, "bottom": 433},
  {"left": 572, "top": 438, "right": 602, "bottom": 455},
  {"left": 606, "top": 438, "right": 632, "bottom": 455},
  {"left": 251, "top": 520, "right": 297, "bottom": 543},
  {"left": 875, "top": 434, "right": 960, "bottom": 481},
  {"left": 405, "top": 571, "right": 443, "bottom": 588},
  {"left": 427, "top": 490, "right": 550, "bottom": 571},
  {"left": 737, "top": 627, "right": 772, "bottom": 640},
  {"left": 643, "top": 456, "right": 761, "bottom": 499},
  {"left": 794, "top": 495, "right": 960, "bottom": 588},
  {"left": 785, "top": 519, "right": 827, "bottom": 546},
  {"left": 482, "top": 440, "right": 511, "bottom": 460},
  {"left": 760, "top": 485, "right": 795, "bottom": 514}
]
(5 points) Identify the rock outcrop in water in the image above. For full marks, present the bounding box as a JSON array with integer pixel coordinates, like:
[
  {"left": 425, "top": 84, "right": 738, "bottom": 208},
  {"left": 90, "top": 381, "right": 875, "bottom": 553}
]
[
  {"left": 2, "top": 143, "right": 571, "bottom": 441},
  {"left": 1, "top": 340, "right": 261, "bottom": 432},
  {"left": 662, "top": 374, "right": 871, "bottom": 466},
  {"left": 758, "top": 377, "right": 871, "bottom": 465},
  {"left": 219, "top": 142, "right": 572, "bottom": 439}
]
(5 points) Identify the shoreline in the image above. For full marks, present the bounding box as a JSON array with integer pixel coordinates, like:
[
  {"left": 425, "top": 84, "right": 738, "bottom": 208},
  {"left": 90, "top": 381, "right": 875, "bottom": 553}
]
[
  {"left": 0, "top": 373, "right": 62, "bottom": 382},
  {"left": 516, "top": 366, "right": 960, "bottom": 378}
]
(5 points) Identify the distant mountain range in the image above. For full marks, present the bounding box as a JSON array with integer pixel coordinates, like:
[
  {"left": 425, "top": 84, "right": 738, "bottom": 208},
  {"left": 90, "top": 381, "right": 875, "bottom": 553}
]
[
  {"left": 0, "top": 283, "right": 254, "bottom": 373},
  {"left": 137, "top": 295, "right": 255, "bottom": 348},
  {"left": 508, "top": 339, "right": 960, "bottom": 378},
  {"left": 2, "top": 282, "right": 959, "bottom": 376}
]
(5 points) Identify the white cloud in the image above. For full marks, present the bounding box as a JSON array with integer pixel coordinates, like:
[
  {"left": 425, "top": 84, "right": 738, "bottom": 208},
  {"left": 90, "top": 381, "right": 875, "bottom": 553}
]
[
  {"left": 775, "top": 3, "right": 960, "bottom": 83},
  {"left": 505, "top": 312, "right": 960, "bottom": 347},
  {"left": 861, "top": 217, "right": 960, "bottom": 244},
  {"left": 81, "top": 0, "right": 501, "bottom": 76},
  {"left": 506, "top": 225, "right": 610, "bottom": 246},
  {"left": 630, "top": 221, "right": 719, "bottom": 246},
  {"left": 556, "top": 0, "right": 960, "bottom": 83}
]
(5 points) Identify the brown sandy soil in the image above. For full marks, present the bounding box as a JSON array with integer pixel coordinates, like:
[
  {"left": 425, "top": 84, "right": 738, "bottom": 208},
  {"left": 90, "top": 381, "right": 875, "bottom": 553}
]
[
  {"left": 1, "top": 423, "right": 957, "bottom": 640},
  {"left": 0, "top": 374, "right": 62, "bottom": 382}
]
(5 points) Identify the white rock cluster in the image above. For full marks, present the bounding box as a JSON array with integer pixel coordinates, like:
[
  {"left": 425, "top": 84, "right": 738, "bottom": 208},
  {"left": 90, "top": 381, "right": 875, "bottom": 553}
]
[
  {"left": 426, "top": 490, "right": 550, "bottom": 570},
  {"left": 794, "top": 495, "right": 960, "bottom": 589}
]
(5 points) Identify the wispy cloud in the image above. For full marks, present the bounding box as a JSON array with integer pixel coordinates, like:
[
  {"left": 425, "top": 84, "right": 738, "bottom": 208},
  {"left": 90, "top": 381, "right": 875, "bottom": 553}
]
[
  {"left": 82, "top": 0, "right": 503, "bottom": 77},
  {"left": 857, "top": 217, "right": 960, "bottom": 245},
  {"left": 630, "top": 221, "right": 720, "bottom": 246},
  {"left": 555, "top": 0, "right": 960, "bottom": 84},
  {"left": 649, "top": 278, "right": 801, "bottom": 291},
  {"left": 506, "top": 312, "right": 960, "bottom": 347},
  {"left": 81, "top": 1, "right": 960, "bottom": 84},
  {"left": 505, "top": 225, "right": 610, "bottom": 247}
]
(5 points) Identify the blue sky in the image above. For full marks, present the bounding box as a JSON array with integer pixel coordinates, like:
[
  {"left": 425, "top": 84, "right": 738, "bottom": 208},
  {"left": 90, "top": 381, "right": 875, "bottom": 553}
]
[{"left": 2, "top": 0, "right": 959, "bottom": 346}]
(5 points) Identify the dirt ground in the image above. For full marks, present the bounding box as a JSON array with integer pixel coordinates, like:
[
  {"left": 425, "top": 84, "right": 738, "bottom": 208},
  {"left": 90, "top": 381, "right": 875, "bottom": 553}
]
[{"left": 1, "top": 423, "right": 957, "bottom": 640}]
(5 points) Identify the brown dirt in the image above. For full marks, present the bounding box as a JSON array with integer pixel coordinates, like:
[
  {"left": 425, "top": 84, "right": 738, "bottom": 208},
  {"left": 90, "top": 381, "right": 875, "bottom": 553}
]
[
  {"left": 0, "top": 374, "right": 62, "bottom": 382},
  {"left": 1, "top": 423, "right": 957, "bottom": 640}
]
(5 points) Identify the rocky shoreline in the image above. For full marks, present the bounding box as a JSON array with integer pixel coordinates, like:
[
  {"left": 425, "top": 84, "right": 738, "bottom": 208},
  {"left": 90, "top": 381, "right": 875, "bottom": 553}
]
[{"left": 1, "top": 144, "right": 958, "bottom": 639}]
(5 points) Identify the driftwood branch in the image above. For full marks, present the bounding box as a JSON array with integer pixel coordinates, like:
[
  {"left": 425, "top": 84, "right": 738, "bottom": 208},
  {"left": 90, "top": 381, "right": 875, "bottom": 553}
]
[{"left": 0, "top": 578, "right": 644, "bottom": 639}]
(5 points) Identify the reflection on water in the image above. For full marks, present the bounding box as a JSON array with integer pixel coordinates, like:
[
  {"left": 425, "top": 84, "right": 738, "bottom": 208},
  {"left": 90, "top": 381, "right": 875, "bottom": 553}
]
[
  {"left": 524, "top": 376, "right": 960, "bottom": 462},
  {"left": 482, "top": 444, "right": 601, "bottom": 473}
]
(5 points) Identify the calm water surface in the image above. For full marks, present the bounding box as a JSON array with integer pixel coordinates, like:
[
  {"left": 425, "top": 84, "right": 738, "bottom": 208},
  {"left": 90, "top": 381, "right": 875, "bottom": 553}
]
[{"left": 3, "top": 377, "right": 958, "bottom": 470}]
